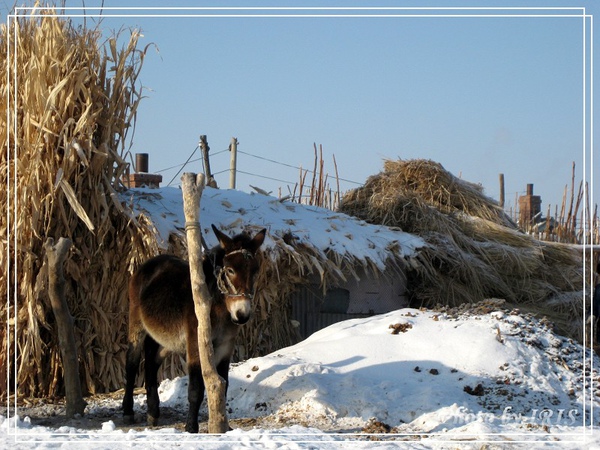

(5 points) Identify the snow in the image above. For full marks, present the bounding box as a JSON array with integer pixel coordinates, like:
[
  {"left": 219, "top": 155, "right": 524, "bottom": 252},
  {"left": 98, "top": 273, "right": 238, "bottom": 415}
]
[
  {"left": 121, "top": 186, "right": 425, "bottom": 270},
  {"left": 3, "top": 306, "right": 600, "bottom": 448}
]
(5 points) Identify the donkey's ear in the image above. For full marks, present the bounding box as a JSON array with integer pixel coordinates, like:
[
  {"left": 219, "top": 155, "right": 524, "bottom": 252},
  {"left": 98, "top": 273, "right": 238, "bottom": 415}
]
[
  {"left": 249, "top": 228, "right": 267, "bottom": 253},
  {"left": 212, "top": 224, "right": 233, "bottom": 250}
]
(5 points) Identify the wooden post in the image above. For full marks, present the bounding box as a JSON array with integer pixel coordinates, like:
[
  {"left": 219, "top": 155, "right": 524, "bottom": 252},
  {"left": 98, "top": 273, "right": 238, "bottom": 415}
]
[
  {"left": 200, "top": 135, "right": 217, "bottom": 188},
  {"left": 180, "top": 172, "right": 229, "bottom": 433},
  {"left": 499, "top": 173, "right": 505, "bottom": 208},
  {"left": 229, "top": 137, "right": 238, "bottom": 189},
  {"left": 566, "top": 161, "right": 576, "bottom": 233},
  {"left": 44, "top": 237, "right": 87, "bottom": 418}
]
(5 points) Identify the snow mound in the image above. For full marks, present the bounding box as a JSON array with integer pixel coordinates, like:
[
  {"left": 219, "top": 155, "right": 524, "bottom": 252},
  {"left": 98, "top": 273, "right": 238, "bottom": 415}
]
[{"left": 222, "top": 307, "right": 598, "bottom": 434}]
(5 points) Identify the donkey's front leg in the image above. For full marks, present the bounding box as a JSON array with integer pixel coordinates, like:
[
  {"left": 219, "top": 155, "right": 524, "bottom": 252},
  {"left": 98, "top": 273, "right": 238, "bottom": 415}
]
[{"left": 185, "top": 362, "right": 204, "bottom": 433}]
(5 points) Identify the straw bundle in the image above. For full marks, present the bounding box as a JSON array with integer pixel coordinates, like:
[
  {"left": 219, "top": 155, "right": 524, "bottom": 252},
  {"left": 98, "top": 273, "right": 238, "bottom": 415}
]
[
  {"left": 0, "top": 12, "right": 157, "bottom": 397},
  {"left": 342, "top": 159, "right": 515, "bottom": 231},
  {"left": 340, "top": 159, "right": 584, "bottom": 340}
]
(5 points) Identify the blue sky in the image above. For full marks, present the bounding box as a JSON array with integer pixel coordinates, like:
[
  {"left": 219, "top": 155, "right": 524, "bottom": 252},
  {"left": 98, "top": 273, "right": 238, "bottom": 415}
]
[{"left": 6, "top": 1, "right": 598, "bottom": 218}]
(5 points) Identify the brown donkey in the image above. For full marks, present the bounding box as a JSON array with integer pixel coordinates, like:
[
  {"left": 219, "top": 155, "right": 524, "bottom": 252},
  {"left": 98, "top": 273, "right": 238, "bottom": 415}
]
[{"left": 123, "top": 224, "right": 266, "bottom": 433}]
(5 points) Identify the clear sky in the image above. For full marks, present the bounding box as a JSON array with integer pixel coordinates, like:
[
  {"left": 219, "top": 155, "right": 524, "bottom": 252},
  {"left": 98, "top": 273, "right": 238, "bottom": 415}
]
[{"left": 6, "top": 1, "right": 599, "bottom": 219}]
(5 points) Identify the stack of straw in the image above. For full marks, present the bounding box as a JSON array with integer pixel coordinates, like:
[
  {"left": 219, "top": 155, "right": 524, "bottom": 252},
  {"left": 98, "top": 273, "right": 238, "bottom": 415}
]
[{"left": 340, "top": 159, "right": 584, "bottom": 340}]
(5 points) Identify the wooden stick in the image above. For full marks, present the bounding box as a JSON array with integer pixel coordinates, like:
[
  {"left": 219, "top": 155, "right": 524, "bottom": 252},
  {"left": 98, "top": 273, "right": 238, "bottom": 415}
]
[
  {"left": 498, "top": 173, "right": 505, "bottom": 208},
  {"left": 573, "top": 180, "right": 583, "bottom": 239},
  {"left": 229, "top": 137, "right": 238, "bottom": 189},
  {"left": 180, "top": 172, "right": 229, "bottom": 433},
  {"left": 318, "top": 144, "right": 324, "bottom": 207},
  {"left": 200, "top": 135, "right": 218, "bottom": 188},
  {"left": 566, "top": 161, "right": 576, "bottom": 235},
  {"left": 44, "top": 237, "right": 87, "bottom": 418},
  {"left": 333, "top": 154, "right": 340, "bottom": 210},
  {"left": 585, "top": 181, "right": 591, "bottom": 240},
  {"left": 310, "top": 143, "right": 318, "bottom": 205}
]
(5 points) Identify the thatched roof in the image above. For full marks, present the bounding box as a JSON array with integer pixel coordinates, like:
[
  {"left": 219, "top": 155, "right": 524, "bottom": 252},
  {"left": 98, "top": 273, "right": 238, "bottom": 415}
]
[
  {"left": 127, "top": 186, "right": 423, "bottom": 278},
  {"left": 339, "top": 159, "right": 584, "bottom": 340}
]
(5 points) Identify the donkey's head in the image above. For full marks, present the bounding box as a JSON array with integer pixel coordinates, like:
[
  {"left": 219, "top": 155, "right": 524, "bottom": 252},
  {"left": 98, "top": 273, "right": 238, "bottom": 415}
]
[{"left": 211, "top": 224, "right": 267, "bottom": 325}]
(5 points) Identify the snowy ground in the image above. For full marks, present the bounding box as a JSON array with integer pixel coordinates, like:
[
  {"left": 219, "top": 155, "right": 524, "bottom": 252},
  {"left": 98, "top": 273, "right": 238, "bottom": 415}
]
[{"left": 3, "top": 301, "right": 600, "bottom": 449}]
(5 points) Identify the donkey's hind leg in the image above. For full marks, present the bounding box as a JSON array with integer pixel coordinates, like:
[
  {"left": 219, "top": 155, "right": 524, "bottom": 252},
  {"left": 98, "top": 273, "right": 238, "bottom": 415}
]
[
  {"left": 144, "top": 335, "right": 164, "bottom": 426},
  {"left": 184, "top": 332, "right": 204, "bottom": 433},
  {"left": 123, "top": 333, "right": 144, "bottom": 424}
]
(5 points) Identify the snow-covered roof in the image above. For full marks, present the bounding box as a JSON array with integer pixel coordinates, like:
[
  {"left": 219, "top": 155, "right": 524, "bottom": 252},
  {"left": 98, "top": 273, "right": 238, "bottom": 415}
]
[{"left": 122, "top": 186, "right": 425, "bottom": 274}]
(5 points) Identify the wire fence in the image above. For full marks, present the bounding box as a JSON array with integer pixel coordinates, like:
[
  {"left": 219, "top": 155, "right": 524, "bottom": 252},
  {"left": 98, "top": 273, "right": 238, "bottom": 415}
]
[{"left": 154, "top": 143, "right": 363, "bottom": 208}]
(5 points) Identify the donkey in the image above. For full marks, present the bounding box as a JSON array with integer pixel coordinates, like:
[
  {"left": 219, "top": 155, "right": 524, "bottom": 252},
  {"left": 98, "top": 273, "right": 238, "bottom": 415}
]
[{"left": 122, "top": 224, "right": 266, "bottom": 433}]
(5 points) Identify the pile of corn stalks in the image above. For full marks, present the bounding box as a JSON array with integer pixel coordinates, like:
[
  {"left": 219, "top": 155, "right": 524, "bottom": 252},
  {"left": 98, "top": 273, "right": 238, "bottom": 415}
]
[{"left": 0, "top": 11, "right": 157, "bottom": 397}]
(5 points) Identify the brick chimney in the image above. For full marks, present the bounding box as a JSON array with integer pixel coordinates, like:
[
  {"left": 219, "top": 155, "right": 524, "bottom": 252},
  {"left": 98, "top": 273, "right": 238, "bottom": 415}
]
[
  {"left": 126, "top": 153, "right": 162, "bottom": 188},
  {"left": 518, "top": 183, "right": 541, "bottom": 226}
]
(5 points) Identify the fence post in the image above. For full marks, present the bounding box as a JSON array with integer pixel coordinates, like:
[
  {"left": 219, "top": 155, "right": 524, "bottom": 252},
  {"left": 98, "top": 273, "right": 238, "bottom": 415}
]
[
  {"left": 200, "top": 135, "right": 218, "bottom": 188},
  {"left": 229, "top": 137, "right": 238, "bottom": 189},
  {"left": 44, "top": 237, "right": 87, "bottom": 418},
  {"left": 499, "top": 173, "right": 505, "bottom": 208}
]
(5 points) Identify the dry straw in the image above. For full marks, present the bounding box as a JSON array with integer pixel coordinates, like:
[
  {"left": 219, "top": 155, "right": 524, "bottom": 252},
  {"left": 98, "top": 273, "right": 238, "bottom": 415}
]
[
  {"left": 340, "top": 159, "right": 584, "bottom": 340},
  {"left": 0, "top": 11, "right": 158, "bottom": 398}
]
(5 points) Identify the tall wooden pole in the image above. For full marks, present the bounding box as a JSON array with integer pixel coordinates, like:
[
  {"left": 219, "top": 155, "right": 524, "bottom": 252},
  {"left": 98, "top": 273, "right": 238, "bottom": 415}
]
[
  {"left": 229, "top": 137, "right": 238, "bottom": 189},
  {"left": 180, "top": 172, "right": 229, "bottom": 433}
]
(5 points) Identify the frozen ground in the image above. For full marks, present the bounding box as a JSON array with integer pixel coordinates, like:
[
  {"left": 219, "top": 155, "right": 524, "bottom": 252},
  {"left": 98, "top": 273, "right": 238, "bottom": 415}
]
[{"left": 3, "top": 301, "right": 600, "bottom": 449}]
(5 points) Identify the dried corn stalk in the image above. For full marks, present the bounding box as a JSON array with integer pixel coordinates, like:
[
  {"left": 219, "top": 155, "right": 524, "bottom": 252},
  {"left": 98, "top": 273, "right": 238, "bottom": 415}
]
[{"left": 0, "top": 11, "right": 158, "bottom": 397}]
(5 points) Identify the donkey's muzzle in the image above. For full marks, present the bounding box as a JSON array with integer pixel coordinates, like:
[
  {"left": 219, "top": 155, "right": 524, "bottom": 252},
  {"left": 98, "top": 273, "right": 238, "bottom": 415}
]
[
  {"left": 228, "top": 294, "right": 253, "bottom": 325},
  {"left": 232, "top": 315, "right": 250, "bottom": 326}
]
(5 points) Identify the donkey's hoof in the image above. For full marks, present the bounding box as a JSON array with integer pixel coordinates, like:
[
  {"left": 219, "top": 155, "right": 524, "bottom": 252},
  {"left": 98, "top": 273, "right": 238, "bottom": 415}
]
[
  {"left": 184, "top": 422, "right": 199, "bottom": 433},
  {"left": 147, "top": 415, "right": 159, "bottom": 427},
  {"left": 123, "top": 414, "right": 135, "bottom": 424}
]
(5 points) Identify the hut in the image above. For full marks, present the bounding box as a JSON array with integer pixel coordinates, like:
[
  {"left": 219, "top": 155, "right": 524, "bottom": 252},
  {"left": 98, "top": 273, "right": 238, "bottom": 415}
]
[
  {"left": 125, "top": 186, "right": 425, "bottom": 355},
  {"left": 339, "top": 159, "right": 585, "bottom": 341}
]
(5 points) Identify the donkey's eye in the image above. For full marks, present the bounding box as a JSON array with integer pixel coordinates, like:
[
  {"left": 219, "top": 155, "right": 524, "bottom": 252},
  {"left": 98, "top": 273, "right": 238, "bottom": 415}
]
[{"left": 225, "top": 267, "right": 235, "bottom": 276}]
